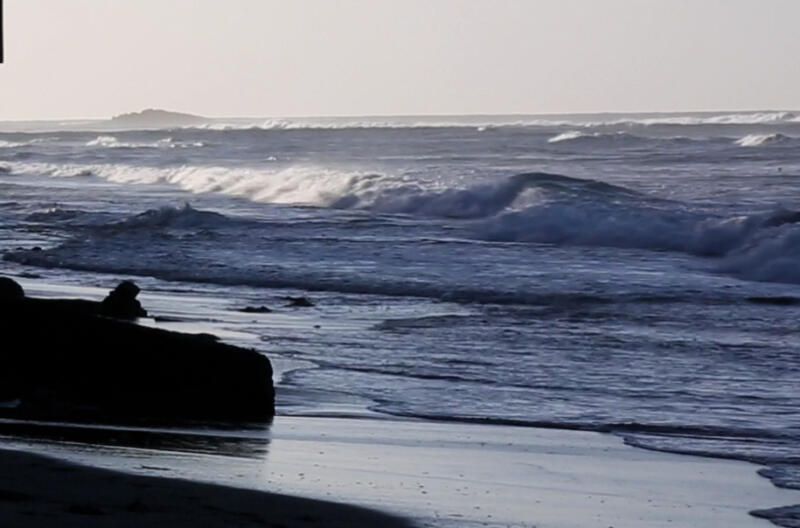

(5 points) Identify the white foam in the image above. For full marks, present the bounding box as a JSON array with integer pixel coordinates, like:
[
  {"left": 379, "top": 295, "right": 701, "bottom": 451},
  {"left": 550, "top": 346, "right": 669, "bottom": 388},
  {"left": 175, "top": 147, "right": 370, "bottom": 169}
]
[
  {"left": 192, "top": 118, "right": 512, "bottom": 131},
  {"left": 548, "top": 131, "right": 588, "bottom": 143},
  {"left": 5, "top": 161, "right": 409, "bottom": 207},
  {"left": 734, "top": 133, "right": 787, "bottom": 147},
  {"left": 12, "top": 160, "right": 800, "bottom": 284},
  {"left": 183, "top": 111, "right": 800, "bottom": 131},
  {"left": 546, "top": 130, "right": 646, "bottom": 143},
  {"left": 632, "top": 111, "right": 796, "bottom": 126},
  {"left": 85, "top": 135, "right": 204, "bottom": 149},
  {"left": 0, "top": 138, "right": 50, "bottom": 148}
]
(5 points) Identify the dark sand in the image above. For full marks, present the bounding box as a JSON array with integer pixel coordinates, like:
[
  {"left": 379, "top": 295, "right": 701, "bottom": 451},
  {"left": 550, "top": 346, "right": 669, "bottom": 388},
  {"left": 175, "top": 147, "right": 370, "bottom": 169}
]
[{"left": 0, "top": 448, "right": 413, "bottom": 527}]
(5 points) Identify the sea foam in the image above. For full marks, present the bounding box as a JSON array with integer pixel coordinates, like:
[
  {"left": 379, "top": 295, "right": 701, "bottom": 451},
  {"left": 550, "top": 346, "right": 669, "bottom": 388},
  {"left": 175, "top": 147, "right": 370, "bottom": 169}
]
[
  {"left": 180, "top": 110, "right": 800, "bottom": 131},
  {"left": 85, "top": 135, "right": 204, "bottom": 149},
  {"left": 12, "top": 159, "right": 800, "bottom": 284},
  {"left": 734, "top": 133, "right": 788, "bottom": 147}
]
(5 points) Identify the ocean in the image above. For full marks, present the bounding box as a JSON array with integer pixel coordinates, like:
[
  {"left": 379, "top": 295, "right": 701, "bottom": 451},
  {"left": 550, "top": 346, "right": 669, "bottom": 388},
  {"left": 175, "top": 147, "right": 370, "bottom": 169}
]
[{"left": 1, "top": 110, "right": 799, "bottom": 525}]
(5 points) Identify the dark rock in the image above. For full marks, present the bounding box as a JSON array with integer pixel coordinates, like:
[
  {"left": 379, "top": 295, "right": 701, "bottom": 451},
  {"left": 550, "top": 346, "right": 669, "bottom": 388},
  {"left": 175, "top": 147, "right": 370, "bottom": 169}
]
[
  {"left": 0, "top": 278, "right": 24, "bottom": 301},
  {"left": 67, "top": 504, "right": 105, "bottom": 516},
  {"left": 284, "top": 296, "right": 314, "bottom": 308},
  {"left": 153, "top": 315, "right": 185, "bottom": 323},
  {"left": 746, "top": 296, "right": 799, "bottom": 306},
  {"left": 0, "top": 489, "right": 32, "bottom": 502},
  {"left": 101, "top": 280, "right": 148, "bottom": 319},
  {"left": 0, "top": 277, "right": 275, "bottom": 422},
  {"left": 239, "top": 306, "right": 273, "bottom": 313},
  {"left": 126, "top": 499, "right": 150, "bottom": 513},
  {"left": 17, "top": 281, "right": 148, "bottom": 321}
]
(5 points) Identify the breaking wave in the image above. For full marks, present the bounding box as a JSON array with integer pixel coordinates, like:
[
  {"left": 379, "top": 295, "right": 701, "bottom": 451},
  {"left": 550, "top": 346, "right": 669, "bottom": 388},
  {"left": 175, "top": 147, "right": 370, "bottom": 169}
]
[
  {"left": 632, "top": 111, "right": 798, "bottom": 126},
  {"left": 547, "top": 131, "right": 648, "bottom": 144},
  {"left": 8, "top": 160, "right": 800, "bottom": 285},
  {"left": 548, "top": 131, "right": 591, "bottom": 143},
  {"left": 0, "top": 138, "right": 53, "bottom": 148},
  {"left": 191, "top": 118, "right": 513, "bottom": 131},
  {"left": 174, "top": 110, "right": 800, "bottom": 131},
  {"left": 4, "top": 161, "right": 638, "bottom": 218},
  {"left": 474, "top": 195, "right": 800, "bottom": 284},
  {"left": 734, "top": 133, "right": 790, "bottom": 147},
  {"left": 0, "top": 137, "right": 57, "bottom": 149},
  {"left": 3, "top": 162, "right": 388, "bottom": 203},
  {"left": 86, "top": 135, "right": 204, "bottom": 149},
  {"left": 7, "top": 205, "right": 800, "bottom": 294}
]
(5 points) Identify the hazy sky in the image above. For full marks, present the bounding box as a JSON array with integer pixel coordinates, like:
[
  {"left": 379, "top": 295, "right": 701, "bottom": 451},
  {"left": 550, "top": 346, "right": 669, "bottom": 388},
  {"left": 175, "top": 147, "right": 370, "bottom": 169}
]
[{"left": 1, "top": 0, "right": 799, "bottom": 120}]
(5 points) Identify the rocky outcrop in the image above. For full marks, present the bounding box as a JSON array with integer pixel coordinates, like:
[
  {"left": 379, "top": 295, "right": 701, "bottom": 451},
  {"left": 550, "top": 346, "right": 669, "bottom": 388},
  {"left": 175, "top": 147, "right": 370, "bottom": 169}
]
[
  {"left": 0, "top": 278, "right": 274, "bottom": 423},
  {"left": 0, "top": 277, "right": 24, "bottom": 300},
  {"left": 108, "top": 109, "right": 209, "bottom": 128},
  {"left": 101, "top": 280, "right": 147, "bottom": 319}
]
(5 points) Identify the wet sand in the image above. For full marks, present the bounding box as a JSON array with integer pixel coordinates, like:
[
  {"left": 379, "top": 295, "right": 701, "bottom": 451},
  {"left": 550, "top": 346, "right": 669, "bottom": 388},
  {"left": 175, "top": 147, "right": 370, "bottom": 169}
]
[
  {"left": 2, "top": 416, "right": 798, "bottom": 528},
  {"left": 0, "top": 447, "right": 412, "bottom": 528}
]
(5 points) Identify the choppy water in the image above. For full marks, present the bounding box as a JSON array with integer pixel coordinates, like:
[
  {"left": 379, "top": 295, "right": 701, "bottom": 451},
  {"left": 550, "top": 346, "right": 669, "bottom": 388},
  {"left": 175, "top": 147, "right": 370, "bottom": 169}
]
[{"left": 1, "top": 111, "right": 799, "bottom": 525}]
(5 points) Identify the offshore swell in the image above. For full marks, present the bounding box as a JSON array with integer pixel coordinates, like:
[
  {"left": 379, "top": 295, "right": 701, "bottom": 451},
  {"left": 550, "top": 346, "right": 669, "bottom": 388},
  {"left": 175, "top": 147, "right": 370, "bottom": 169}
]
[
  {"left": 6, "top": 169, "right": 800, "bottom": 287},
  {"left": 1, "top": 110, "right": 800, "bottom": 526}
]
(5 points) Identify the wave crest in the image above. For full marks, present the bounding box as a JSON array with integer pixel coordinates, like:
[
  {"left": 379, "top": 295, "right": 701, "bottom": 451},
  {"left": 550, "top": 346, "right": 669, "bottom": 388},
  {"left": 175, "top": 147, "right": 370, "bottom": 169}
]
[
  {"left": 548, "top": 131, "right": 589, "bottom": 143},
  {"left": 10, "top": 159, "right": 800, "bottom": 285},
  {"left": 734, "top": 133, "right": 789, "bottom": 147},
  {"left": 547, "top": 131, "right": 646, "bottom": 144},
  {"left": 186, "top": 111, "right": 800, "bottom": 131},
  {"left": 86, "top": 135, "right": 204, "bottom": 149},
  {"left": 112, "top": 204, "right": 238, "bottom": 230}
]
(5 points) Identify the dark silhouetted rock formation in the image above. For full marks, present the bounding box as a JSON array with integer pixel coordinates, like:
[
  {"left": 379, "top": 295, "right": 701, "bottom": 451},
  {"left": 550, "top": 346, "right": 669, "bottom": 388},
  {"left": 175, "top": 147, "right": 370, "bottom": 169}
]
[
  {"left": 0, "top": 277, "right": 24, "bottom": 300},
  {"left": 0, "top": 278, "right": 274, "bottom": 423},
  {"left": 101, "top": 280, "right": 147, "bottom": 319}
]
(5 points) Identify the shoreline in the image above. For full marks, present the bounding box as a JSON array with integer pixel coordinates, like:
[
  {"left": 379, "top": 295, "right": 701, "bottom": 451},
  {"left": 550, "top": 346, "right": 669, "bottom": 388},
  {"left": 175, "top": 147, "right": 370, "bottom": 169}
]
[
  {"left": 2, "top": 276, "right": 799, "bottom": 526},
  {"left": 0, "top": 447, "right": 413, "bottom": 528},
  {"left": 2, "top": 415, "right": 798, "bottom": 528}
]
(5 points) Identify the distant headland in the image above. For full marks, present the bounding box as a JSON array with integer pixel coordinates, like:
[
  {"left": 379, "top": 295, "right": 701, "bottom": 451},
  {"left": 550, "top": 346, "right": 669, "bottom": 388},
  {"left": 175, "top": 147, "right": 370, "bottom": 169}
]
[{"left": 109, "top": 109, "right": 210, "bottom": 127}]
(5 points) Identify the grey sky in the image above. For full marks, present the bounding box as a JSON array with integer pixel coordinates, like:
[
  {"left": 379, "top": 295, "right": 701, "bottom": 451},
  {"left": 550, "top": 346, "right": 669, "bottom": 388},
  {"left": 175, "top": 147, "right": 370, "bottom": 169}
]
[{"left": 1, "top": 0, "right": 798, "bottom": 120}]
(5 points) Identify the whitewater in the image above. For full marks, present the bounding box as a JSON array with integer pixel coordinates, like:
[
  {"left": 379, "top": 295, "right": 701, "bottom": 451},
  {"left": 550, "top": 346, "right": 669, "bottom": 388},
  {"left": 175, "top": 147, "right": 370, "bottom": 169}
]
[{"left": 1, "top": 110, "right": 800, "bottom": 526}]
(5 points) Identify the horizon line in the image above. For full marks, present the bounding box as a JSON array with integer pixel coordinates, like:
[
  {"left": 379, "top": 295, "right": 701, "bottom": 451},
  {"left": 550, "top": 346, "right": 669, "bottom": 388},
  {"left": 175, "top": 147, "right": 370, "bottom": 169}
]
[{"left": 1, "top": 107, "right": 798, "bottom": 124}]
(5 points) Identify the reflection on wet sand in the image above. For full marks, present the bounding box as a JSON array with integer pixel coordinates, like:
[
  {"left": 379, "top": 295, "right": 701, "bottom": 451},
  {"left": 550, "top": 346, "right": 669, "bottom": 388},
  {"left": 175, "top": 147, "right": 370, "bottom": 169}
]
[{"left": 0, "top": 419, "right": 271, "bottom": 459}]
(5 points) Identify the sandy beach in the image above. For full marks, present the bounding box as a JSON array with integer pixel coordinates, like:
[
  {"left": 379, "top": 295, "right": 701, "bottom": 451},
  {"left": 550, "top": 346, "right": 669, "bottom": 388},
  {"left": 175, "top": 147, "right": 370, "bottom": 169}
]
[
  {"left": 1, "top": 279, "right": 798, "bottom": 527},
  {"left": 1, "top": 416, "right": 798, "bottom": 528},
  {"left": 0, "top": 447, "right": 412, "bottom": 527}
]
